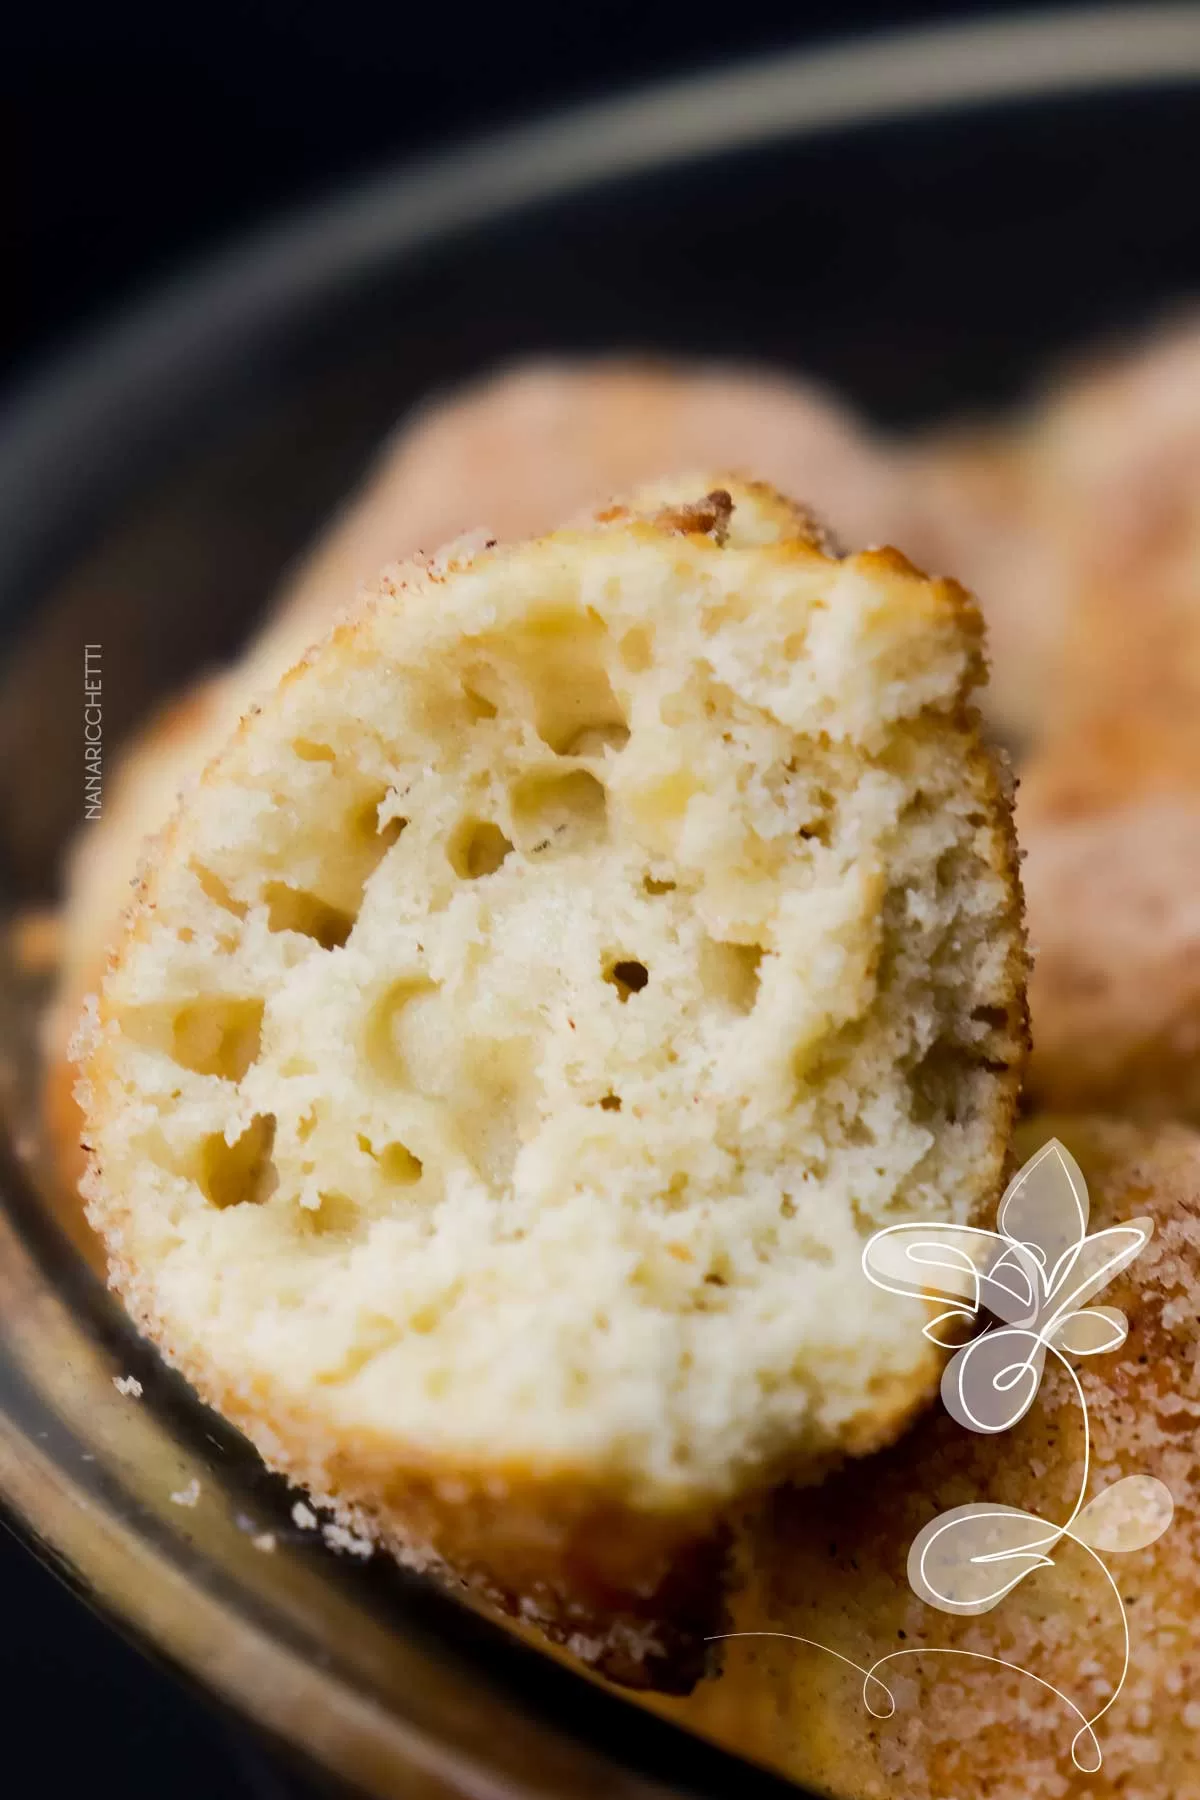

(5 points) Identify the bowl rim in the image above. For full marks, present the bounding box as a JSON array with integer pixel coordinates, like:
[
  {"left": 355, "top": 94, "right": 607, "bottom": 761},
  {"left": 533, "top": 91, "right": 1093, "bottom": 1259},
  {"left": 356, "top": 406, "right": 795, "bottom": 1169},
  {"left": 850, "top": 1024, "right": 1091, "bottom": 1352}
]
[
  {"left": 4, "top": 3, "right": 1200, "bottom": 618},
  {"left": 4, "top": 8, "right": 1200, "bottom": 1797}
]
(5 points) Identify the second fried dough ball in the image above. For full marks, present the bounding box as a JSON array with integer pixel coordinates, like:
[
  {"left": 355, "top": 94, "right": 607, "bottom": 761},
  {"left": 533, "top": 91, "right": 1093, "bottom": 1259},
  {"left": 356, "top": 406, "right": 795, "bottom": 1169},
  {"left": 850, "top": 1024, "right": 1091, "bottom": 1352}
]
[{"left": 652, "top": 1114, "right": 1200, "bottom": 1800}]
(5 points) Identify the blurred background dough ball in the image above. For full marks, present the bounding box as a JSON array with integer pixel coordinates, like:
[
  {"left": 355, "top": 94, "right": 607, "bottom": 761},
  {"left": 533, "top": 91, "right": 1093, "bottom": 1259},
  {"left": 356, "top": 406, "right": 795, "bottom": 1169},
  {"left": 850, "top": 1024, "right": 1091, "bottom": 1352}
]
[
  {"left": 1021, "top": 798, "right": 1200, "bottom": 1119},
  {"left": 1018, "top": 709, "right": 1200, "bottom": 1122},
  {"left": 907, "top": 311, "right": 1200, "bottom": 755},
  {"left": 900, "top": 427, "right": 1061, "bottom": 750}
]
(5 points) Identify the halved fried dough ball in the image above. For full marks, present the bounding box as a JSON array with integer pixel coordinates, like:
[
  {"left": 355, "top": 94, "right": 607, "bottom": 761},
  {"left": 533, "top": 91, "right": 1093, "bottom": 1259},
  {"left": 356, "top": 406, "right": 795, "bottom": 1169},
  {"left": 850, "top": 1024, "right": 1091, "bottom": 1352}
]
[{"left": 75, "top": 478, "right": 1024, "bottom": 1689}]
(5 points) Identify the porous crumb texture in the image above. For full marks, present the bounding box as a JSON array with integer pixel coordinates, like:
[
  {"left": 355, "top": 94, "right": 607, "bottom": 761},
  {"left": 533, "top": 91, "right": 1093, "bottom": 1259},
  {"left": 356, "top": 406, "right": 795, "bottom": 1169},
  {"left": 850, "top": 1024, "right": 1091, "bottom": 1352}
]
[
  {"left": 43, "top": 353, "right": 915, "bottom": 1205},
  {"left": 76, "top": 477, "right": 1026, "bottom": 1677}
]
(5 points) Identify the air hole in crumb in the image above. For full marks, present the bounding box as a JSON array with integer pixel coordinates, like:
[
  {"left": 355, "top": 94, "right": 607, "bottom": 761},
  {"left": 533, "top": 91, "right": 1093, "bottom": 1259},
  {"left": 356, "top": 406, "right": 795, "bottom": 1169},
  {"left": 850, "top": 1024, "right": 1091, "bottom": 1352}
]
[
  {"left": 605, "top": 958, "right": 649, "bottom": 1001},
  {"left": 170, "top": 998, "right": 264, "bottom": 1079},
  {"left": 191, "top": 863, "right": 247, "bottom": 918},
  {"left": 619, "top": 627, "right": 653, "bottom": 673},
  {"left": 447, "top": 818, "right": 513, "bottom": 880},
  {"left": 780, "top": 1195, "right": 797, "bottom": 1220},
  {"left": 934, "top": 848, "right": 961, "bottom": 892},
  {"left": 503, "top": 607, "right": 627, "bottom": 755},
  {"left": 598, "top": 1093, "right": 622, "bottom": 1112},
  {"left": 845, "top": 1116, "right": 877, "bottom": 1147},
  {"left": 462, "top": 684, "right": 498, "bottom": 721},
  {"left": 797, "top": 787, "right": 836, "bottom": 847},
  {"left": 535, "top": 693, "right": 626, "bottom": 756},
  {"left": 360, "top": 1131, "right": 424, "bottom": 1185},
  {"left": 293, "top": 740, "right": 338, "bottom": 763},
  {"left": 699, "top": 939, "right": 762, "bottom": 1013},
  {"left": 305, "top": 1191, "right": 361, "bottom": 1236},
  {"left": 263, "top": 883, "right": 354, "bottom": 950},
  {"left": 559, "top": 722, "right": 630, "bottom": 758},
  {"left": 971, "top": 1004, "right": 1009, "bottom": 1031},
  {"left": 365, "top": 978, "right": 440, "bottom": 1087},
  {"left": 297, "top": 1110, "right": 317, "bottom": 1143},
  {"left": 510, "top": 767, "right": 608, "bottom": 853},
  {"left": 378, "top": 1142, "right": 424, "bottom": 1184},
  {"left": 351, "top": 789, "right": 407, "bottom": 849},
  {"left": 199, "top": 1114, "right": 277, "bottom": 1209},
  {"left": 909, "top": 1042, "right": 964, "bottom": 1128},
  {"left": 643, "top": 874, "right": 676, "bottom": 896}
]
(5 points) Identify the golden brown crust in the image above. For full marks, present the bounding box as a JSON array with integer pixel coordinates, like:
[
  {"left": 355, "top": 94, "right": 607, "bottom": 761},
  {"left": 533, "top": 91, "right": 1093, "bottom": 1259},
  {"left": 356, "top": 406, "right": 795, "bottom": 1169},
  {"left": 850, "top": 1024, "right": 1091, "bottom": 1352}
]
[
  {"left": 105, "top": 1258, "right": 734, "bottom": 1689},
  {"left": 651, "top": 1114, "right": 1200, "bottom": 1797},
  {"left": 44, "top": 678, "right": 231, "bottom": 1199}
]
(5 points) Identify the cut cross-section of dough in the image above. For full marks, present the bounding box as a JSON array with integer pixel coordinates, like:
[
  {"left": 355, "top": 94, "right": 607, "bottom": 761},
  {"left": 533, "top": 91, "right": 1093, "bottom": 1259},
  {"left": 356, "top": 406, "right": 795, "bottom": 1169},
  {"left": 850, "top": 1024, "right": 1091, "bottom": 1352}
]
[
  {"left": 43, "top": 356, "right": 913, "bottom": 1206},
  {"left": 75, "top": 476, "right": 1027, "bottom": 1689}
]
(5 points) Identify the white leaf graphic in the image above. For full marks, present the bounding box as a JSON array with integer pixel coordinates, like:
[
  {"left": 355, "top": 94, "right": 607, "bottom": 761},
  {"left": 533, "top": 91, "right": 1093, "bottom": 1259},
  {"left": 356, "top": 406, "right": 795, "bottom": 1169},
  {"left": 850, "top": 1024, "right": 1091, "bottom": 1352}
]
[
  {"left": 908, "top": 1503, "right": 1057, "bottom": 1614},
  {"left": 997, "top": 1138, "right": 1089, "bottom": 1276},
  {"left": 1073, "top": 1477, "right": 1174, "bottom": 1553},
  {"left": 942, "top": 1325, "right": 1046, "bottom": 1435},
  {"left": 1042, "top": 1220, "right": 1153, "bottom": 1328},
  {"left": 923, "top": 1306, "right": 978, "bottom": 1348},
  {"left": 979, "top": 1238, "right": 1044, "bottom": 1329},
  {"left": 1050, "top": 1306, "right": 1128, "bottom": 1357},
  {"left": 862, "top": 1223, "right": 996, "bottom": 1311}
]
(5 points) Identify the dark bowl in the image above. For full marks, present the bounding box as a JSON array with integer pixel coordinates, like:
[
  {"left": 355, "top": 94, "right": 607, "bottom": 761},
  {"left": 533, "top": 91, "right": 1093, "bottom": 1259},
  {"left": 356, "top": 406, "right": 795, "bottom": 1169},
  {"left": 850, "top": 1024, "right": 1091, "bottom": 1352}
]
[{"left": 1, "top": 10, "right": 1199, "bottom": 1797}]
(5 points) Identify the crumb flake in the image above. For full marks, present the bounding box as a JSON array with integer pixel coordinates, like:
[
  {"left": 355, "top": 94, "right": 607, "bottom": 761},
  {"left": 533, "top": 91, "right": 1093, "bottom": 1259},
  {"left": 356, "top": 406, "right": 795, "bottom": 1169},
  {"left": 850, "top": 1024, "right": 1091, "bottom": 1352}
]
[
  {"left": 291, "top": 1500, "right": 319, "bottom": 1530},
  {"left": 252, "top": 1532, "right": 277, "bottom": 1554},
  {"left": 113, "top": 1374, "right": 143, "bottom": 1398},
  {"left": 170, "top": 1478, "right": 201, "bottom": 1508},
  {"left": 322, "top": 1522, "right": 374, "bottom": 1560}
]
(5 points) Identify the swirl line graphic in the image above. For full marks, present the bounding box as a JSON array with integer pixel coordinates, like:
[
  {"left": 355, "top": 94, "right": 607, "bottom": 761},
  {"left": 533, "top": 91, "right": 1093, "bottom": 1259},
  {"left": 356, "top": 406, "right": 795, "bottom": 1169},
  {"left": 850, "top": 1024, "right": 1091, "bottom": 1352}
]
[{"left": 709, "top": 1140, "right": 1173, "bottom": 1771}]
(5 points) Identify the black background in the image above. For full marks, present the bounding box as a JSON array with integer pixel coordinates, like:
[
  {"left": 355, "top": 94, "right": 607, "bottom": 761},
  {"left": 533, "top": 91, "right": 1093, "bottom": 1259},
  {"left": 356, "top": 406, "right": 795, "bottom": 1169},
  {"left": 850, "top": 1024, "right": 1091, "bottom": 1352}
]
[
  {"left": 1, "top": 2, "right": 1093, "bottom": 1794},
  {"left": 5, "top": 0, "right": 1105, "bottom": 387}
]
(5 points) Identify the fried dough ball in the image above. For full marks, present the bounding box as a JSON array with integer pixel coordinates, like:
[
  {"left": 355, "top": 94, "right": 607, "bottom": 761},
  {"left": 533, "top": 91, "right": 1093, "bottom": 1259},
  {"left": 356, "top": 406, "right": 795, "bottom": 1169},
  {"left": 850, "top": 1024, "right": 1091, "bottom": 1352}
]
[
  {"left": 909, "top": 313, "right": 1200, "bottom": 752},
  {"left": 1017, "top": 699, "right": 1200, "bottom": 1124},
  {"left": 74, "top": 477, "right": 1024, "bottom": 1690}
]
